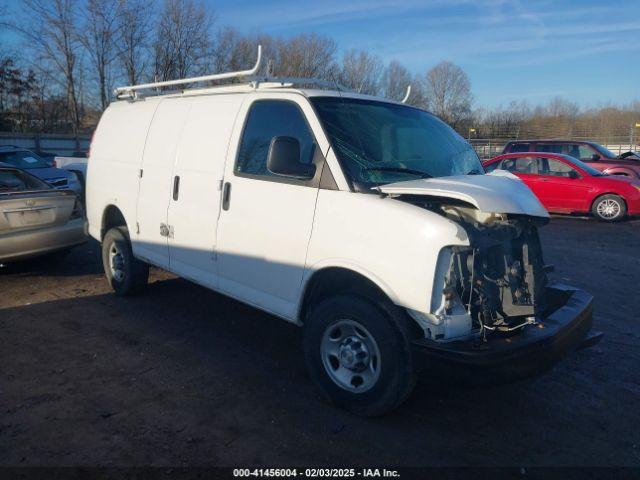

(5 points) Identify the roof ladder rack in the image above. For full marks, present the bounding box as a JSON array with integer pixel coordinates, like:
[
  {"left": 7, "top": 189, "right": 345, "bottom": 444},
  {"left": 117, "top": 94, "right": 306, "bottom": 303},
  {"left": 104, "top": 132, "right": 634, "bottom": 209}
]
[{"left": 114, "top": 45, "right": 263, "bottom": 99}]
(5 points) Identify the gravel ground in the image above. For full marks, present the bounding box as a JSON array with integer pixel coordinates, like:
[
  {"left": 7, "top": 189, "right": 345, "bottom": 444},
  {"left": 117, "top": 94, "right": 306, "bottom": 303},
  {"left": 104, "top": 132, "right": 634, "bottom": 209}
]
[{"left": 1, "top": 216, "right": 639, "bottom": 467}]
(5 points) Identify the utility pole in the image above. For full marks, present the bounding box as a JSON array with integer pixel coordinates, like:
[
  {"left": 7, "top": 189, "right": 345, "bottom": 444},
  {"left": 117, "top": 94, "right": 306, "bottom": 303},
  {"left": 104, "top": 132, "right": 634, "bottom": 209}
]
[{"left": 632, "top": 122, "right": 640, "bottom": 151}]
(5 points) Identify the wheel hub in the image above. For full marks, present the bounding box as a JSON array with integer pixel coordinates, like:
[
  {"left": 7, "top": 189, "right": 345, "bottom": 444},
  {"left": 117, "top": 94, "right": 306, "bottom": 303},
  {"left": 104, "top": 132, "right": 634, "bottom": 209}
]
[
  {"left": 597, "top": 199, "right": 620, "bottom": 218},
  {"left": 320, "top": 319, "right": 381, "bottom": 393},
  {"left": 338, "top": 336, "right": 370, "bottom": 371},
  {"left": 109, "top": 245, "right": 125, "bottom": 281}
]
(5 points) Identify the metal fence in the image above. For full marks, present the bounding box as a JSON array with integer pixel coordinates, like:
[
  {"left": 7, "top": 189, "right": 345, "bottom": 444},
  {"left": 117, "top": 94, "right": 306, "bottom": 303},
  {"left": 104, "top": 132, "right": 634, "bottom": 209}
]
[
  {"left": 2, "top": 131, "right": 638, "bottom": 162},
  {"left": 0, "top": 132, "right": 91, "bottom": 156}
]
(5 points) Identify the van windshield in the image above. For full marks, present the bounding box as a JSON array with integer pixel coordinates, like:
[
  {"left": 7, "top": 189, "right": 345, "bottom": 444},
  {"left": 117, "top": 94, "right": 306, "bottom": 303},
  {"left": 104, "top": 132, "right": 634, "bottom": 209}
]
[{"left": 311, "top": 97, "right": 483, "bottom": 188}]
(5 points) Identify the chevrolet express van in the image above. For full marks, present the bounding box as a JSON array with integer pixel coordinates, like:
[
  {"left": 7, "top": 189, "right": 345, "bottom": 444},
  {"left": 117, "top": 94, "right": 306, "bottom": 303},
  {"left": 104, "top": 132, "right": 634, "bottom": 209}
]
[{"left": 86, "top": 50, "right": 597, "bottom": 415}]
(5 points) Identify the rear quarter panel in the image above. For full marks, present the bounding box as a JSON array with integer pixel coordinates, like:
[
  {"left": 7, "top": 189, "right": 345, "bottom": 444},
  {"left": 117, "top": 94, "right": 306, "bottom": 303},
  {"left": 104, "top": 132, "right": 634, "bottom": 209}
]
[{"left": 86, "top": 99, "right": 161, "bottom": 240}]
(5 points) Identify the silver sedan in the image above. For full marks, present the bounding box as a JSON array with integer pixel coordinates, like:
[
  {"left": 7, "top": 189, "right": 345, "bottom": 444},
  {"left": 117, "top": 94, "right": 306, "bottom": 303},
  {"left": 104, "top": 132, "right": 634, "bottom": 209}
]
[{"left": 0, "top": 164, "right": 86, "bottom": 263}]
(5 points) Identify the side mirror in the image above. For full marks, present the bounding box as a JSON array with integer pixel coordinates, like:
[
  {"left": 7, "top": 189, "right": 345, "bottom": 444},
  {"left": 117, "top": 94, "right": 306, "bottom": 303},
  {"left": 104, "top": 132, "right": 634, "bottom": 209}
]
[
  {"left": 568, "top": 170, "right": 579, "bottom": 179},
  {"left": 591, "top": 154, "right": 601, "bottom": 161},
  {"left": 267, "top": 136, "right": 316, "bottom": 179}
]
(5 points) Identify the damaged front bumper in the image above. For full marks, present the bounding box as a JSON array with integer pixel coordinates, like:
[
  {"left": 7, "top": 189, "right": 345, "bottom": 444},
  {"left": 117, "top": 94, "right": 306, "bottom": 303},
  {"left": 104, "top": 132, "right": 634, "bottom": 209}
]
[{"left": 411, "top": 284, "right": 602, "bottom": 381}]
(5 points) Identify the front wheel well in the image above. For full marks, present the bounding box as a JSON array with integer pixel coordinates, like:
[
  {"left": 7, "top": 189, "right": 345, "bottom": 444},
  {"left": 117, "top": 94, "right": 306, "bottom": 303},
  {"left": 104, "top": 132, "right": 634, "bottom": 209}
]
[
  {"left": 101, "top": 205, "right": 127, "bottom": 240},
  {"left": 590, "top": 193, "right": 627, "bottom": 211},
  {"left": 298, "top": 267, "right": 421, "bottom": 336},
  {"left": 299, "top": 268, "right": 386, "bottom": 325}
]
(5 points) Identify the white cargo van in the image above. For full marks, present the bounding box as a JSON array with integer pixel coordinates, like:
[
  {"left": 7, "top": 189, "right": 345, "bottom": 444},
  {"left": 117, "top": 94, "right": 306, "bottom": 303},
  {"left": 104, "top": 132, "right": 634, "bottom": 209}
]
[{"left": 86, "top": 48, "right": 598, "bottom": 415}]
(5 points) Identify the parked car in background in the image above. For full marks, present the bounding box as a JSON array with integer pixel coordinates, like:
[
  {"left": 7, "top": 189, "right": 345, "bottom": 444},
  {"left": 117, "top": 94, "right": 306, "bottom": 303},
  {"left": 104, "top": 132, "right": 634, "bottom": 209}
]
[
  {"left": 33, "top": 150, "right": 58, "bottom": 167},
  {"left": 55, "top": 156, "right": 88, "bottom": 188},
  {"left": 0, "top": 163, "right": 86, "bottom": 263},
  {"left": 484, "top": 153, "right": 640, "bottom": 221},
  {"left": 0, "top": 146, "right": 83, "bottom": 196},
  {"left": 502, "top": 140, "right": 640, "bottom": 178}
]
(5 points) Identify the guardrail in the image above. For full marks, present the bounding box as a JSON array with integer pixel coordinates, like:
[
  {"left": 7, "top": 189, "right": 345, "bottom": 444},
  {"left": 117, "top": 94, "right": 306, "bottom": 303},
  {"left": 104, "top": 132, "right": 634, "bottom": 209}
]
[{"left": 0, "top": 132, "right": 91, "bottom": 156}]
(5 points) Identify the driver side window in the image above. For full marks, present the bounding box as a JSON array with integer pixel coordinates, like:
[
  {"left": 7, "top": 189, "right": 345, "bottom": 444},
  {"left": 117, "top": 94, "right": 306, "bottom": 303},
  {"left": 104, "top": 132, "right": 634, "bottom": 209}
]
[
  {"left": 578, "top": 145, "right": 596, "bottom": 161},
  {"left": 538, "top": 158, "right": 577, "bottom": 177},
  {"left": 236, "top": 100, "right": 316, "bottom": 179}
]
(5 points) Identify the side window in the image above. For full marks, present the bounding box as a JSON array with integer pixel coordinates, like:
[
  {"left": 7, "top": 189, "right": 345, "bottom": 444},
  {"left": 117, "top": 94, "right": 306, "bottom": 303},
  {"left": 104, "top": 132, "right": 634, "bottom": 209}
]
[
  {"left": 578, "top": 145, "right": 596, "bottom": 161},
  {"left": 483, "top": 161, "right": 500, "bottom": 172},
  {"left": 236, "top": 100, "right": 315, "bottom": 178},
  {"left": 510, "top": 143, "right": 530, "bottom": 153},
  {"left": 538, "top": 158, "right": 576, "bottom": 178},
  {"left": 564, "top": 144, "right": 581, "bottom": 159},
  {"left": 502, "top": 157, "right": 536, "bottom": 174},
  {"left": 536, "top": 144, "right": 563, "bottom": 154}
]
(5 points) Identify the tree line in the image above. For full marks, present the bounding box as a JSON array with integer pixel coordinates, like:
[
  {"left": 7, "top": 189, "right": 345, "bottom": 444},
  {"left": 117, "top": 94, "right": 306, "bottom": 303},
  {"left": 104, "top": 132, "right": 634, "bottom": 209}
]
[{"left": 0, "top": 0, "right": 638, "bottom": 144}]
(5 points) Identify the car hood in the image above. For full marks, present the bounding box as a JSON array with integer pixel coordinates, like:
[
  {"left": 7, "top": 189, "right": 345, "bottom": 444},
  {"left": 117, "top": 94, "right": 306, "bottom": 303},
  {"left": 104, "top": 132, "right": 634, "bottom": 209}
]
[
  {"left": 375, "top": 171, "right": 549, "bottom": 217},
  {"left": 26, "top": 167, "right": 73, "bottom": 181}
]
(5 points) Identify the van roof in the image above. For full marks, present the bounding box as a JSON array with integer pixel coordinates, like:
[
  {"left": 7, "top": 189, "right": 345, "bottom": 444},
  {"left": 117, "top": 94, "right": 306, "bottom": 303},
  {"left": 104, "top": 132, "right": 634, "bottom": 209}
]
[{"left": 112, "top": 82, "right": 406, "bottom": 106}]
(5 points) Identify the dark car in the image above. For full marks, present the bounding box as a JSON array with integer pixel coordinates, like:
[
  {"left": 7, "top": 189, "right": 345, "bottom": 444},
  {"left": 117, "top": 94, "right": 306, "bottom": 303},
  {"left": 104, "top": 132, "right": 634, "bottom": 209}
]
[
  {"left": 0, "top": 146, "right": 82, "bottom": 195},
  {"left": 502, "top": 140, "right": 640, "bottom": 178},
  {"left": 33, "top": 150, "right": 59, "bottom": 167}
]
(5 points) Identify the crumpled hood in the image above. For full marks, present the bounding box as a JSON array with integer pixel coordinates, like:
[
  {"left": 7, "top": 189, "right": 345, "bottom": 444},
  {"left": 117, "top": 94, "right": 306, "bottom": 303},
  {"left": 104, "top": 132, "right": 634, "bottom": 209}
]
[{"left": 376, "top": 171, "right": 549, "bottom": 217}]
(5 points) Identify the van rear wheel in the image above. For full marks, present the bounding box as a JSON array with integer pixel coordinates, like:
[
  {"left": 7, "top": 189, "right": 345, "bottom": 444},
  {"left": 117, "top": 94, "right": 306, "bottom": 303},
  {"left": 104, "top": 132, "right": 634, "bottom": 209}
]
[
  {"left": 303, "top": 294, "right": 416, "bottom": 416},
  {"left": 102, "top": 227, "right": 149, "bottom": 295}
]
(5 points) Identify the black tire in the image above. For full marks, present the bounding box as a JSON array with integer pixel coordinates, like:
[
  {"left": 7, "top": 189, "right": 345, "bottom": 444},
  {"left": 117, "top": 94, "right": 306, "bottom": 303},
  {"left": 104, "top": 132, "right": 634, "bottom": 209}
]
[
  {"left": 591, "top": 194, "right": 626, "bottom": 222},
  {"left": 102, "top": 226, "right": 149, "bottom": 295},
  {"left": 303, "top": 294, "right": 416, "bottom": 416}
]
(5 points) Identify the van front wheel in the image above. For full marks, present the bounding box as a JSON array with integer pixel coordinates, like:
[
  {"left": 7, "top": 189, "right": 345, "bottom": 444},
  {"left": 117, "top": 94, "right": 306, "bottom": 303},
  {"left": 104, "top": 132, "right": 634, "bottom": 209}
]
[
  {"left": 303, "top": 294, "right": 416, "bottom": 416},
  {"left": 102, "top": 227, "right": 149, "bottom": 296}
]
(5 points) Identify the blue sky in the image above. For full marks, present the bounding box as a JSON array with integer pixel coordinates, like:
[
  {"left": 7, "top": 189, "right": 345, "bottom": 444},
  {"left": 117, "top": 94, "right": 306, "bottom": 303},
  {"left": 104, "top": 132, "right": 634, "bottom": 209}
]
[
  {"left": 1, "top": 0, "right": 638, "bottom": 108},
  {"left": 211, "top": 0, "right": 639, "bottom": 107}
]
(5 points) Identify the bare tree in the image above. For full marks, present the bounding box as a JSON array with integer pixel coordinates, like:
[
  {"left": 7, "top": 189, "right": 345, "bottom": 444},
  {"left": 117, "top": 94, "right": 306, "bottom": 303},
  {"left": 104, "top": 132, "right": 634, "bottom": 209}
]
[
  {"left": 212, "top": 28, "right": 276, "bottom": 75},
  {"left": 11, "top": 0, "right": 83, "bottom": 133},
  {"left": 117, "top": 0, "right": 155, "bottom": 86},
  {"left": 153, "top": 0, "right": 214, "bottom": 82},
  {"left": 381, "top": 60, "right": 411, "bottom": 101},
  {"left": 339, "top": 49, "right": 383, "bottom": 95},
  {"left": 273, "top": 33, "right": 337, "bottom": 79},
  {"left": 79, "top": 0, "right": 121, "bottom": 110},
  {"left": 424, "top": 61, "right": 472, "bottom": 128}
]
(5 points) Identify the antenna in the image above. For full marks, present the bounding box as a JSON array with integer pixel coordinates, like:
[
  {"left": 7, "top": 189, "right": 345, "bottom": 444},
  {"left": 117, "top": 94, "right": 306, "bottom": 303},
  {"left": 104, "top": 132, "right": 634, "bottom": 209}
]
[
  {"left": 114, "top": 45, "right": 263, "bottom": 97},
  {"left": 401, "top": 85, "right": 412, "bottom": 103}
]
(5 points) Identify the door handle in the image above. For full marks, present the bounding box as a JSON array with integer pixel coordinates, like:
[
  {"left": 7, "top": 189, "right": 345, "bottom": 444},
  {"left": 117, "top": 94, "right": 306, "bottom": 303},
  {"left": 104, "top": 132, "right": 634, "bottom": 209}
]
[
  {"left": 222, "top": 182, "right": 231, "bottom": 210},
  {"left": 173, "top": 175, "right": 180, "bottom": 200}
]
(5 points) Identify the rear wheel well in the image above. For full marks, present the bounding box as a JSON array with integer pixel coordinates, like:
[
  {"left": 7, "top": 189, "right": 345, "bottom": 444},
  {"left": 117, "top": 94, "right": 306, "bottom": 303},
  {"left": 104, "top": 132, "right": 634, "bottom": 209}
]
[
  {"left": 299, "top": 267, "right": 421, "bottom": 336},
  {"left": 101, "top": 205, "right": 127, "bottom": 240}
]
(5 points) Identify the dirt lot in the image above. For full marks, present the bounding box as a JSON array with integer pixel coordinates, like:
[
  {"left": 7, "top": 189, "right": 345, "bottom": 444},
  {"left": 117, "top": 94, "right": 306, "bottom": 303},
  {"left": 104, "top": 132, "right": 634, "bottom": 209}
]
[{"left": 1, "top": 216, "right": 639, "bottom": 467}]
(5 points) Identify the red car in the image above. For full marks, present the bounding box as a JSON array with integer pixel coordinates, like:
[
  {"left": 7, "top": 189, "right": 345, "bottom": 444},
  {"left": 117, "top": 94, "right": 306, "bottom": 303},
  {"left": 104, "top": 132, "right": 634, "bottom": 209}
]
[
  {"left": 484, "top": 153, "right": 640, "bottom": 221},
  {"left": 502, "top": 140, "right": 640, "bottom": 178}
]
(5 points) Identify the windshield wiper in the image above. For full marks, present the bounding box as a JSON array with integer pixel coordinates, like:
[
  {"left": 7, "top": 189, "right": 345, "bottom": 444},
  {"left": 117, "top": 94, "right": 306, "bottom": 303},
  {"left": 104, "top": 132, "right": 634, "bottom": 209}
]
[
  {"left": 466, "top": 168, "right": 484, "bottom": 175},
  {"left": 365, "top": 166, "right": 433, "bottom": 178}
]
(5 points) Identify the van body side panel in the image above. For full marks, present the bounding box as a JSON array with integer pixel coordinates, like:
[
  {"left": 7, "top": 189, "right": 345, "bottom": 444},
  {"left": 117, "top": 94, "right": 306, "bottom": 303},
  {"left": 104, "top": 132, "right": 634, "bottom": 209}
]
[
  {"left": 167, "top": 95, "right": 245, "bottom": 287},
  {"left": 302, "top": 189, "right": 470, "bottom": 316},
  {"left": 134, "top": 98, "right": 192, "bottom": 267},
  {"left": 86, "top": 99, "right": 160, "bottom": 240},
  {"left": 215, "top": 93, "right": 324, "bottom": 320}
]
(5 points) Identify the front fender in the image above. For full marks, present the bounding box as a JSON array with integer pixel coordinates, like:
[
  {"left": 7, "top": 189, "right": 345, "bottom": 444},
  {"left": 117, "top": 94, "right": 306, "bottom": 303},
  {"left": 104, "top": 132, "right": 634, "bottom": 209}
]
[{"left": 305, "top": 190, "right": 470, "bottom": 314}]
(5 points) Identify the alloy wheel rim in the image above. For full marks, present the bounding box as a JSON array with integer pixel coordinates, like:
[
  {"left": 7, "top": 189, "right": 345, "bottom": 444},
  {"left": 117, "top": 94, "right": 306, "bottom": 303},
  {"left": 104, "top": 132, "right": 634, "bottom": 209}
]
[
  {"left": 320, "top": 319, "right": 381, "bottom": 393},
  {"left": 109, "top": 244, "right": 125, "bottom": 282},
  {"left": 597, "top": 199, "right": 621, "bottom": 219}
]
